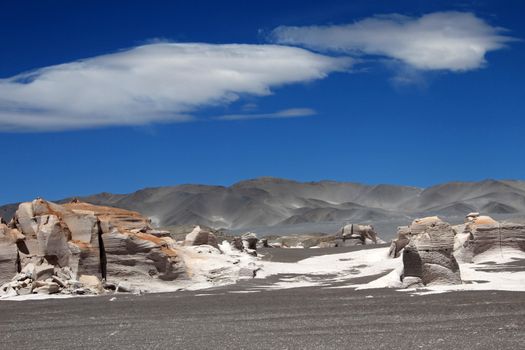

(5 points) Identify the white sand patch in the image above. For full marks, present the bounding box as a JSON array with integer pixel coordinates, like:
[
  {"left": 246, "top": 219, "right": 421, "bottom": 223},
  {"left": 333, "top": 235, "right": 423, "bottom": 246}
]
[
  {"left": 352, "top": 265, "right": 404, "bottom": 290},
  {"left": 256, "top": 247, "right": 402, "bottom": 290},
  {"left": 261, "top": 278, "right": 327, "bottom": 290},
  {"left": 256, "top": 246, "right": 525, "bottom": 293},
  {"left": 0, "top": 293, "right": 75, "bottom": 302},
  {"left": 471, "top": 247, "right": 524, "bottom": 264},
  {"left": 258, "top": 247, "right": 393, "bottom": 277},
  {"left": 404, "top": 289, "right": 449, "bottom": 296}
]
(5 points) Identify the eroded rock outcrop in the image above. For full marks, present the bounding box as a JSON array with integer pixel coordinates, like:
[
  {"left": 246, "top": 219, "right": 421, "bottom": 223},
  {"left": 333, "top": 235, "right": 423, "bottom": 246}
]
[
  {"left": 1, "top": 198, "right": 185, "bottom": 296},
  {"left": 394, "top": 216, "right": 461, "bottom": 286},
  {"left": 1, "top": 198, "right": 261, "bottom": 298},
  {"left": 454, "top": 213, "right": 525, "bottom": 263},
  {"left": 335, "top": 224, "right": 384, "bottom": 246}
]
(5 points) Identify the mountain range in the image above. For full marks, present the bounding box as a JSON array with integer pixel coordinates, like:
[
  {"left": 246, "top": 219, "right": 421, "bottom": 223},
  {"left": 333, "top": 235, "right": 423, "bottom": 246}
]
[{"left": 2, "top": 177, "right": 525, "bottom": 239}]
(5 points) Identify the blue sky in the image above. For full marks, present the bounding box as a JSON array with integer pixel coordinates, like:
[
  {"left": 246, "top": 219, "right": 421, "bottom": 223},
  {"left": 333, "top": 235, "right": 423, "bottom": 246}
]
[{"left": 1, "top": 0, "right": 524, "bottom": 204}]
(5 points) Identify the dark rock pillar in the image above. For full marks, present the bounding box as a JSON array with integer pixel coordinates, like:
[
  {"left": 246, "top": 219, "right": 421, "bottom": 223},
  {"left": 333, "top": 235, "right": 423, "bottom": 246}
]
[{"left": 97, "top": 220, "right": 107, "bottom": 281}]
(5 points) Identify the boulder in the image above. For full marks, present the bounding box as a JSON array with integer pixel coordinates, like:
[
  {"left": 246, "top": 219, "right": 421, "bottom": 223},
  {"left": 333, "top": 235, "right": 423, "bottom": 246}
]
[
  {"left": 55, "top": 266, "right": 74, "bottom": 281},
  {"left": 79, "top": 274, "right": 103, "bottom": 292},
  {"left": 33, "top": 281, "right": 60, "bottom": 295},
  {"left": 184, "top": 226, "right": 219, "bottom": 249},
  {"left": 241, "top": 232, "right": 258, "bottom": 250},
  {"left": 14, "top": 202, "right": 37, "bottom": 237},
  {"left": 51, "top": 275, "right": 67, "bottom": 288},
  {"left": 116, "top": 281, "right": 133, "bottom": 293},
  {"left": 34, "top": 263, "right": 55, "bottom": 281}
]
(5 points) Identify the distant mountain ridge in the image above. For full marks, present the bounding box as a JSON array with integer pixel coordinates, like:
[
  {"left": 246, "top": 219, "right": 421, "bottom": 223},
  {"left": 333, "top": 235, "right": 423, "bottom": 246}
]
[{"left": 2, "top": 177, "right": 525, "bottom": 238}]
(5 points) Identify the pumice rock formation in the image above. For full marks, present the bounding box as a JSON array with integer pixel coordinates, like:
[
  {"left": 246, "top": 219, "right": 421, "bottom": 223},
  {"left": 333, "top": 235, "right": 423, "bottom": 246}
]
[
  {"left": 0, "top": 198, "right": 260, "bottom": 298},
  {"left": 388, "top": 213, "right": 525, "bottom": 288},
  {"left": 454, "top": 212, "right": 525, "bottom": 262},
  {"left": 335, "top": 224, "right": 384, "bottom": 246},
  {"left": 1, "top": 198, "right": 186, "bottom": 296},
  {"left": 184, "top": 225, "right": 219, "bottom": 249},
  {"left": 391, "top": 216, "right": 461, "bottom": 287}
]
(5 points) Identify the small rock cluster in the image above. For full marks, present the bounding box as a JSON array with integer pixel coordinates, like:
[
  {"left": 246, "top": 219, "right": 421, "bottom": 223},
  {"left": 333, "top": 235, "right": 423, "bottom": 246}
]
[
  {"left": 390, "top": 213, "right": 525, "bottom": 288},
  {"left": 1, "top": 260, "right": 106, "bottom": 297},
  {"left": 260, "top": 224, "right": 385, "bottom": 249},
  {"left": 182, "top": 226, "right": 259, "bottom": 255}
]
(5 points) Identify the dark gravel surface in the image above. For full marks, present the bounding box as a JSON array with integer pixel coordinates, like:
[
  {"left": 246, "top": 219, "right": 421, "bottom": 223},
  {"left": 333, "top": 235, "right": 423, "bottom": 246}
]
[
  {"left": 1, "top": 287, "right": 524, "bottom": 349},
  {"left": 258, "top": 244, "right": 390, "bottom": 263}
]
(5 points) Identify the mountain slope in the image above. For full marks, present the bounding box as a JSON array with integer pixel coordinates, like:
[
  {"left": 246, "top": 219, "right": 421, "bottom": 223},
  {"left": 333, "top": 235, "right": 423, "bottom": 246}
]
[{"left": 1, "top": 178, "right": 524, "bottom": 238}]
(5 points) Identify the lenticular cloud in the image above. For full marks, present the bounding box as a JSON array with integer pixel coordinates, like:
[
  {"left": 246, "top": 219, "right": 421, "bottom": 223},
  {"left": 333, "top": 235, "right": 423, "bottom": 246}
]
[
  {"left": 0, "top": 43, "right": 351, "bottom": 131},
  {"left": 271, "top": 11, "right": 513, "bottom": 71}
]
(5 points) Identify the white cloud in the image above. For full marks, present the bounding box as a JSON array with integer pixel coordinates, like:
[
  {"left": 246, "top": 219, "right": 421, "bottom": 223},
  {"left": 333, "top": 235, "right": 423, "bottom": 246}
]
[
  {"left": 0, "top": 43, "right": 350, "bottom": 132},
  {"left": 271, "top": 11, "right": 513, "bottom": 71},
  {"left": 214, "top": 107, "right": 316, "bottom": 121}
]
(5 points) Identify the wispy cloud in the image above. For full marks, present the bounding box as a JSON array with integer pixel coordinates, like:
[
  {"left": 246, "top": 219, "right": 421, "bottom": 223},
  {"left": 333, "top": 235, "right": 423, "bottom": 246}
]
[
  {"left": 0, "top": 43, "right": 351, "bottom": 132},
  {"left": 214, "top": 108, "right": 316, "bottom": 121},
  {"left": 271, "top": 11, "right": 514, "bottom": 71}
]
